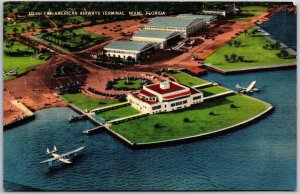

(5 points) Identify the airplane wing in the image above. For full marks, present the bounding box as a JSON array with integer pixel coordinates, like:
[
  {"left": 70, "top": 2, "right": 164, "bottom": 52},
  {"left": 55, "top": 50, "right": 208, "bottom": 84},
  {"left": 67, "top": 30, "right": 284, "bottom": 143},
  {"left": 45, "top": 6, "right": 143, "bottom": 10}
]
[
  {"left": 39, "top": 157, "right": 57, "bottom": 164},
  {"left": 246, "top": 81, "right": 256, "bottom": 92},
  {"left": 60, "top": 147, "right": 85, "bottom": 158},
  {"left": 59, "top": 158, "right": 72, "bottom": 164}
]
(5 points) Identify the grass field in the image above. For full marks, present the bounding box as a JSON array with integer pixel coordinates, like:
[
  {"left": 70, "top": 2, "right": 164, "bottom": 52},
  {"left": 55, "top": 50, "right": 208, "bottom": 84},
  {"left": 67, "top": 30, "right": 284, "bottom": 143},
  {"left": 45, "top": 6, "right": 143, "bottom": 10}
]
[
  {"left": 171, "top": 72, "right": 208, "bottom": 87},
  {"left": 4, "top": 22, "right": 27, "bottom": 34},
  {"left": 52, "top": 16, "right": 87, "bottom": 26},
  {"left": 60, "top": 93, "right": 117, "bottom": 111},
  {"left": 3, "top": 55, "right": 46, "bottom": 81},
  {"left": 97, "top": 105, "right": 140, "bottom": 121},
  {"left": 38, "top": 28, "right": 103, "bottom": 52},
  {"left": 198, "top": 85, "right": 229, "bottom": 97},
  {"left": 111, "top": 94, "right": 271, "bottom": 144},
  {"left": 112, "top": 79, "right": 144, "bottom": 90},
  {"left": 205, "top": 28, "right": 296, "bottom": 70},
  {"left": 4, "top": 40, "right": 47, "bottom": 81},
  {"left": 227, "top": 6, "right": 269, "bottom": 21}
]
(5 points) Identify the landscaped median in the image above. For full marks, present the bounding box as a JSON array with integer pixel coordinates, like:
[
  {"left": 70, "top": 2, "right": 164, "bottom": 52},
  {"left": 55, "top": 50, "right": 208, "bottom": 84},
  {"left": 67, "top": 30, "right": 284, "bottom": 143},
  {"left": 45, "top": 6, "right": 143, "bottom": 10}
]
[{"left": 109, "top": 94, "right": 273, "bottom": 146}]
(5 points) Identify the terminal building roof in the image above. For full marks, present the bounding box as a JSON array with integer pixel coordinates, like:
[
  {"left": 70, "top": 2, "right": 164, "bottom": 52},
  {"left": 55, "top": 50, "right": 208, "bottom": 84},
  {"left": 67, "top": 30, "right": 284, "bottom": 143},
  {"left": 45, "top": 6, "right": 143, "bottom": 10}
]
[
  {"left": 104, "top": 41, "right": 152, "bottom": 52},
  {"left": 145, "top": 17, "right": 201, "bottom": 29},
  {"left": 177, "top": 14, "right": 216, "bottom": 22},
  {"left": 133, "top": 30, "right": 178, "bottom": 40}
]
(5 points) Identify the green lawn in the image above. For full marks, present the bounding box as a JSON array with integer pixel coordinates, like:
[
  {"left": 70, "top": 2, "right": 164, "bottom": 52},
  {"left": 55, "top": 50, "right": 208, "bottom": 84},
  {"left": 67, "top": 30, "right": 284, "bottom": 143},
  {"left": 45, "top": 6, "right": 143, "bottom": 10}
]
[
  {"left": 205, "top": 28, "right": 296, "bottom": 71},
  {"left": 60, "top": 93, "right": 117, "bottom": 111},
  {"left": 171, "top": 72, "right": 208, "bottom": 87},
  {"left": 3, "top": 55, "right": 46, "bottom": 80},
  {"left": 3, "top": 40, "right": 47, "bottom": 81},
  {"left": 52, "top": 16, "right": 87, "bottom": 26},
  {"left": 37, "top": 28, "right": 103, "bottom": 52},
  {"left": 97, "top": 105, "right": 140, "bottom": 121},
  {"left": 112, "top": 79, "right": 144, "bottom": 90},
  {"left": 111, "top": 94, "right": 271, "bottom": 144},
  {"left": 4, "top": 39, "right": 34, "bottom": 52},
  {"left": 240, "top": 6, "right": 269, "bottom": 13},
  {"left": 198, "top": 85, "right": 229, "bottom": 97},
  {"left": 226, "top": 6, "right": 269, "bottom": 21},
  {"left": 4, "top": 22, "right": 27, "bottom": 34}
]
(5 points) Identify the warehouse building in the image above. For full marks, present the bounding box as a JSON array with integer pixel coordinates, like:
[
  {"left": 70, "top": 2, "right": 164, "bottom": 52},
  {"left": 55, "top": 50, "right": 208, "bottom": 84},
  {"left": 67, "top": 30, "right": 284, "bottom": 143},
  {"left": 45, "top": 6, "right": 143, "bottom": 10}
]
[
  {"left": 127, "top": 81, "right": 203, "bottom": 114},
  {"left": 131, "top": 30, "right": 181, "bottom": 49},
  {"left": 103, "top": 41, "right": 158, "bottom": 62},
  {"left": 144, "top": 17, "right": 205, "bottom": 38},
  {"left": 176, "top": 14, "right": 218, "bottom": 26}
]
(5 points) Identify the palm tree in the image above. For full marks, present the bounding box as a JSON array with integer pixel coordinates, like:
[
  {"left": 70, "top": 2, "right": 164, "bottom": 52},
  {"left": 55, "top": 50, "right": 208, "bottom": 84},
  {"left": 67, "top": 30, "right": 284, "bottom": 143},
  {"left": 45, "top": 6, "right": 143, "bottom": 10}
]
[
  {"left": 237, "top": 56, "right": 245, "bottom": 62},
  {"left": 31, "top": 23, "right": 35, "bottom": 32},
  {"left": 274, "top": 41, "right": 281, "bottom": 50},
  {"left": 224, "top": 54, "right": 229, "bottom": 62},
  {"left": 13, "top": 27, "right": 19, "bottom": 36},
  {"left": 230, "top": 53, "right": 237, "bottom": 63}
]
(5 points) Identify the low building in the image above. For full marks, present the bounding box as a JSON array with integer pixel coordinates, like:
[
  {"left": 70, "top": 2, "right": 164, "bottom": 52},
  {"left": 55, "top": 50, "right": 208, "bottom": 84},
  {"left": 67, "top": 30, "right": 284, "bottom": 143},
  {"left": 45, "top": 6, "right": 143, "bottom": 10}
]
[
  {"left": 131, "top": 30, "right": 181, "bottom": 49},
  {"left": 127, "top": 81, "right": 203, "bottom": 114},
  {"left": 202, "top": 5, "right": 234, "bottom": 16},
  {"left": 144, "top": 17, "right": 205, "bottom": 38},
  {"left": 103, "top": 41, "right": 158, "bottom": 61},
  {"left": 177, "top": 14, "right": 218, "bottom": 26}
]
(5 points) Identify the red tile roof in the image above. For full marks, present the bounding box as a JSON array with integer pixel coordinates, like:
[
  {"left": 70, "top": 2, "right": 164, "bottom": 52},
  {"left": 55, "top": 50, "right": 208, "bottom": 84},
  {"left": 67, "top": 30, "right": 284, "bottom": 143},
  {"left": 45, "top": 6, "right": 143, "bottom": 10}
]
[
  {"left": 146, "top": 82, "right": 186, "bottom": 94},
  {"left": 190, "top": 88, "right": 200, "bottom": 94},
  {"left": 7, "top": 13, "right": 16, "bottom": 19},
  {"left": 164, "top": 91, "right": 191, "bottom": 99},
  {"left": 139, "top": 89, "right": 156, "bottom": 97}
]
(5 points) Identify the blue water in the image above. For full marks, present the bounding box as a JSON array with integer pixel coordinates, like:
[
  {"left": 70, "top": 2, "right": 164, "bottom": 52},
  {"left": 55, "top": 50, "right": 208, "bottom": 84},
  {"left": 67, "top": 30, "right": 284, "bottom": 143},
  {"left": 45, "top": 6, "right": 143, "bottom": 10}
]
[
  {"left": 259, "top": 11, "right": 297, "bottom": 50},
  {"left": 4, "top": 69, "right": 296, "bottom": 191}
]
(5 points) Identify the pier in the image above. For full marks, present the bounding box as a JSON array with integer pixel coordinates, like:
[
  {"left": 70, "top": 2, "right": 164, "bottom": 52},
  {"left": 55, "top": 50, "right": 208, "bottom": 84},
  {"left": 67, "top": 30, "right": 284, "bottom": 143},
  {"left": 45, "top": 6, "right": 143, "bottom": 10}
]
[
  {"left": 83, "top": 126, "right": 104, "bottom": 135},
  {"left": 203, "top": 91, "right": 235, "bottom": 101},
  {"left": 69, "top": 115, "right": 88, "bottom": 122},
  {"left": 192, "top": 82, "right": 219, "bottom": 89}
]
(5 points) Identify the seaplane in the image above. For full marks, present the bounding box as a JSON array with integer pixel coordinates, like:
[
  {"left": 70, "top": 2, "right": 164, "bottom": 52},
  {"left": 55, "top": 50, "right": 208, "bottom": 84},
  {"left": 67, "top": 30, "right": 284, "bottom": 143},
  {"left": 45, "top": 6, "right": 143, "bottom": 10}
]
[
  {"left": 236, "top": 81, "right": 259, "bottom": 93},
  {"left": 39, "top": 146, "right": 85, "bottom": 165}
]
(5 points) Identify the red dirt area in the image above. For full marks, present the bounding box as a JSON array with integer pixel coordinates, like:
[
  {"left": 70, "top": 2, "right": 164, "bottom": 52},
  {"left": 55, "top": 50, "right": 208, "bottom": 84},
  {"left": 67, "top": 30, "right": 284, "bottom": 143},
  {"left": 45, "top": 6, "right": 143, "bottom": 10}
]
[
  {"left": 3, "top": 56, "right": 74, "bottom": 124},
  {"left": 3, "top": 90, "right": 24, "bottom": 125},
  {"left": 84, "top": 19, "right": 145, "bottom": 40}
]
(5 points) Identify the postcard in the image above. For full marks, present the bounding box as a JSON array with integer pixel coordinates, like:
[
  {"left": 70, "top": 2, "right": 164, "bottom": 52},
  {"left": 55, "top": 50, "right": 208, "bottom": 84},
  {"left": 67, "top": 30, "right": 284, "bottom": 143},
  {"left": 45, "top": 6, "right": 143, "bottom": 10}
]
[{"left": 3, "top": 1, "right": 296, "bottom": 191}]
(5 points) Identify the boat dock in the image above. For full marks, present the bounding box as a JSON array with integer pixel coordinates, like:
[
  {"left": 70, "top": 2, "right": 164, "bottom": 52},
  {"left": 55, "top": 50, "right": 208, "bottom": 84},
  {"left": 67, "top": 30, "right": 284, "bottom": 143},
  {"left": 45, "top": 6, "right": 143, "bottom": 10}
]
[
  {"left": 192, "top": 82, "right": 219, "bottom": 89},
  {"left": 69, "top": 114, "right": 88, "bottom": 122},
  {"left": 83, "top": 126, "right": 104, "bottom": 135},
  {"left": 203, "top": 91, "right": 235, "bottom": 101}
]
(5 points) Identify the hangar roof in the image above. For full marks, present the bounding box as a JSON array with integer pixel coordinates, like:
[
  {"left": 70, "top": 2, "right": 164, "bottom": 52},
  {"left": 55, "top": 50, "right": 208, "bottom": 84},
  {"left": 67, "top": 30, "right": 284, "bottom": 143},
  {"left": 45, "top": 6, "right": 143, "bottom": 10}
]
[
  {"left": 104, "top": 41, "right": 152, "bottom": 52},
  {"left": 145, "top": 17, "right": 201, "bottom": 29}
]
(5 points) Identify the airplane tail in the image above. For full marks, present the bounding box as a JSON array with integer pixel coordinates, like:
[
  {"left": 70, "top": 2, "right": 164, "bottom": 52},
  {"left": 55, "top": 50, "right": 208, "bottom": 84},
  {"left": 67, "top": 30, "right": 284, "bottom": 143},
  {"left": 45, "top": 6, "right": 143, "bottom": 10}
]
[{"left": 46, "top": 146, "right": 57, "bottom": 154}]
